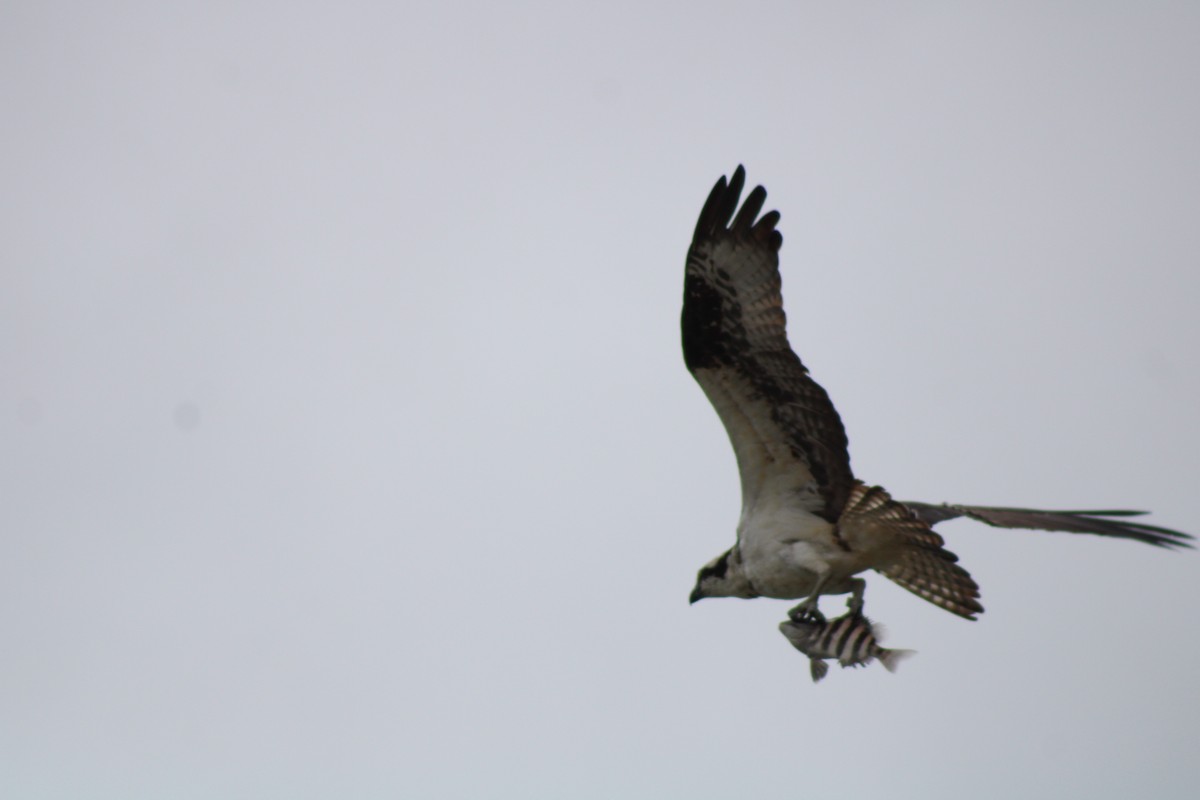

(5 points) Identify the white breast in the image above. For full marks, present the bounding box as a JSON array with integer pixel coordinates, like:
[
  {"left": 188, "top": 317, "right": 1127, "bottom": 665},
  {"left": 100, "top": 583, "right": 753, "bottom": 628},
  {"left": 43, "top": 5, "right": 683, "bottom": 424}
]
[{"left": 738, "top": 502, "right": 848, "bottom": 599}]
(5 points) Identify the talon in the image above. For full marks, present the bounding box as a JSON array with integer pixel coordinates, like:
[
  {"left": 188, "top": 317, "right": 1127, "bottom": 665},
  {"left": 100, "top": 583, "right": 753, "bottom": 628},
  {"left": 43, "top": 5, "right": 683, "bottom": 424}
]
[
  {"left": 788, "top": 573, "right": 831, "bottom": 624},
  {"left": 788, "top": 601, "right": 825, "bottom": 624}
]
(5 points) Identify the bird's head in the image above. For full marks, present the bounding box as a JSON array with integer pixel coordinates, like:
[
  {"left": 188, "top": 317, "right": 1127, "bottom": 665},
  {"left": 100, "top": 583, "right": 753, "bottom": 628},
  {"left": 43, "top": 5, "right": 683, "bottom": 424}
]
[{"left": 689, "top": 547, "right": 756, "bottom": 603}]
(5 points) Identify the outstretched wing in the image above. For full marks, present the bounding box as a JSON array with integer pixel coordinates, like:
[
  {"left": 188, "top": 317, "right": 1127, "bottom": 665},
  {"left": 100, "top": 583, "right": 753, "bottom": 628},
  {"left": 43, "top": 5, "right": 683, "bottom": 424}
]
[
  {"left": 682, "top": 166, "right": 854, "bottom": 522},
  {"left": 840, "top": 482, "right": 984, "bottom": 620},
  {"left": 902, "top": 502, "right": 1193, "bottom": 549}
]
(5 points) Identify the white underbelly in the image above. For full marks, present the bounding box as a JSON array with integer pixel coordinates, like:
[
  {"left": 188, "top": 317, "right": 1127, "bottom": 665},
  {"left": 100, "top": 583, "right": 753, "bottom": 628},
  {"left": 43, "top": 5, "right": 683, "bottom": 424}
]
[{"left": 738, "top": 506, "right": 860, "bottom": 600}]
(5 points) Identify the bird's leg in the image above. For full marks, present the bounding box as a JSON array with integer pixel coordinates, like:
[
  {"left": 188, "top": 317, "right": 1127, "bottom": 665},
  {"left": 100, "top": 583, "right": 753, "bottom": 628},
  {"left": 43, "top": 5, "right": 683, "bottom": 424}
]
[
  {"left": 788, "top": 574, "right": 830, "bottom": 623},
  {"left": 845, "top": 578, "right": 866, "bottom": 618}
]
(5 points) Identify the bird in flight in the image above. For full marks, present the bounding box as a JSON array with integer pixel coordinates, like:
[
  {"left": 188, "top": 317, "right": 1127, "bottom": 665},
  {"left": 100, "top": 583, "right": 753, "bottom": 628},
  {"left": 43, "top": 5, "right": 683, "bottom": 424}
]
[{"left": 683, "top": 166, "right": 1191, "bottom": 625}]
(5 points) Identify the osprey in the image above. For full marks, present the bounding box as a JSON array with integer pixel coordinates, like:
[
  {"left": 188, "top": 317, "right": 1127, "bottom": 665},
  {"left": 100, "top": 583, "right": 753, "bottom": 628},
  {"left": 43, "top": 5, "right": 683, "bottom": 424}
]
[{"left": 684, "top": 166, "right": 1191, "bottom": 623}]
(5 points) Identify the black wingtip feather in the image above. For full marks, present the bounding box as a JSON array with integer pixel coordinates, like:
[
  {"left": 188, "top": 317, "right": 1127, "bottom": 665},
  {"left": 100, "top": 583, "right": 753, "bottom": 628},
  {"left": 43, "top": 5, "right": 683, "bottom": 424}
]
[
  {"left": 712, "top": 167, "right": 745, "bottom": 232},
  {"left": 692, "top": 175, "right": 728, "bottom": 242},
  {"left": 731, "top": 185, "right": 767, "bottom": 233},
  {"left": 753, "top": 209, "right": 783, "bottom": 249},
  {"left": 693, "top": 166, "right": 781, "bottom": 248}
]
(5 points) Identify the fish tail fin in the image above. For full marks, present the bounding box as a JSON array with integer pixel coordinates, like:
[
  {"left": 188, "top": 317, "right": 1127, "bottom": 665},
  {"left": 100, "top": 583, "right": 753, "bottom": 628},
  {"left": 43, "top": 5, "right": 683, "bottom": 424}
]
[
  {"left": 810, "top": 658, "right": 829, "bottom": 683},
  {"left": 877, "top": 648, "right": 916, "bottom": 674}
]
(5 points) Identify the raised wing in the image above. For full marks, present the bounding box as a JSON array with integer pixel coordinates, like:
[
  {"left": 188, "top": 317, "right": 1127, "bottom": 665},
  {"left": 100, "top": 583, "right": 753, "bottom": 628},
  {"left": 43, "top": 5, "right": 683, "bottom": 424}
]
[
  {"left": 682, "top": 166, "right": 854, "bottom": 521},
  {"left": 902, "top": 502, "right": 1194, "bottom": 549}
]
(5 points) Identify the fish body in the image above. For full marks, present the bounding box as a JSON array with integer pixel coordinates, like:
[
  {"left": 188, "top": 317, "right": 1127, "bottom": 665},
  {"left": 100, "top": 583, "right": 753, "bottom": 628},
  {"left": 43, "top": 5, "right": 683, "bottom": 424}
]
[{"left": 779, "top": 612, "right": 914, "bottom": 682}]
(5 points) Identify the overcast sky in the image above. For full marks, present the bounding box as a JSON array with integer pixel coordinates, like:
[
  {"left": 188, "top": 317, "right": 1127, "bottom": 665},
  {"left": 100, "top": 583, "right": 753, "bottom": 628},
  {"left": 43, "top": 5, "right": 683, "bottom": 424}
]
[{"left": 3, "top": 3, "right": 1199, "bottom": 798}]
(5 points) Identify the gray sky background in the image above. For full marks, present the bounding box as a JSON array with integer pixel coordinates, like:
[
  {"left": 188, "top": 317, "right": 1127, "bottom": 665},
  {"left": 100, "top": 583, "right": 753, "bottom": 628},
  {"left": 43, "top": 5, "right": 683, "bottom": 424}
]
[{"left": 3, "top": 2, "right": 1199, "bottom": 798}]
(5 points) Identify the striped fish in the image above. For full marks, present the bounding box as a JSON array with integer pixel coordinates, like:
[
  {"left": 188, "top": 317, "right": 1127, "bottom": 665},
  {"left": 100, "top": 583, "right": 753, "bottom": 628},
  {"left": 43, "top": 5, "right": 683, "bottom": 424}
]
[{"left": 779, "top": 612, "right": 914, "bottom": 683}]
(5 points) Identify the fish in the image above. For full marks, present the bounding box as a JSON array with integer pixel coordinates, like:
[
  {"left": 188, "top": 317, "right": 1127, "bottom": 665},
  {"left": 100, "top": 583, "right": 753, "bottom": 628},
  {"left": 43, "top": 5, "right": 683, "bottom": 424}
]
[{"left": 779, "top": 612, "right": 915, "bottom": 683}]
